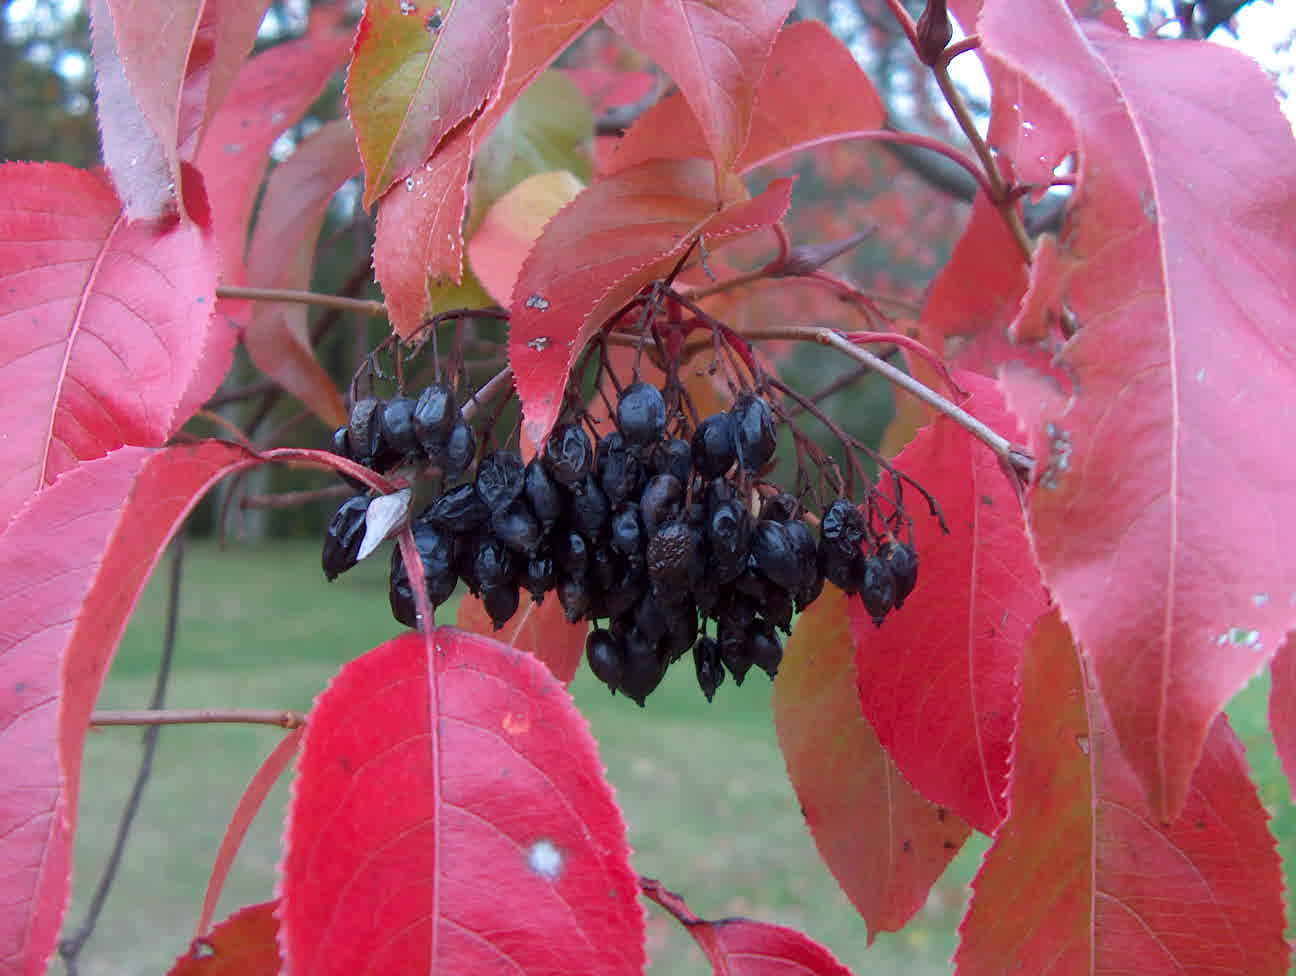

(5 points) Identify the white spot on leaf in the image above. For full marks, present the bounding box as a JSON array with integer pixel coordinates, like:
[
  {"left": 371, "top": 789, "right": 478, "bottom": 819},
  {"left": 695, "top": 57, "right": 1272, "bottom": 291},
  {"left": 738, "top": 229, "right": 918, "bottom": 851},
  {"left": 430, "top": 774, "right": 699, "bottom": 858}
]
[
  {"left": 1041, "top": 423, "right": 1072, "bottom": 491},
  {"left": 1076, "top": 735, "right": 1090, "bottom": 755},
  {"left": 526, "top": 336, "right": 550, "bottom": 352},
  {"left": 399, "top": 0, "right": 415, "bottom": 13},
  {"left": 1253, "top": 593, "right": 1270, "bottom": 607},
  {"left": 527, "top": 839, "right": 563, "bottom": 881},
  {"left": 1216, "top": 627, "right": 1262, "bottom": 650},
  {"left": 524, "top": 294, "right": 550, "bottom": 311}
]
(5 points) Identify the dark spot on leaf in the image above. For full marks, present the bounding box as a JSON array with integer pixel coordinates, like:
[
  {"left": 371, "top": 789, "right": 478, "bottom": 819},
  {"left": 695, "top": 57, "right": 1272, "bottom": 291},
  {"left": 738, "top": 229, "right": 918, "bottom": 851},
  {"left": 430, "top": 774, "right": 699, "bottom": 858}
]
[
  {"left": 980, "top": 495, "right": 993, "bottom": 506},
  {"left": 1196, "top": 818, "right": 1207, "bottom": 829},
  {"left": 943, "top": 840, "right": 957, "bottom": 849},
  {"left": 426, "top": 10, "right": 442, "bottom": 31},
  {"left": 902, "top": 839, "right": 912, "bottom": 853},
  {"left": 337, "top": 756, "right": 351, "bottom": 772},
  {"left": 936, "top": 806, "right": 947, "bottom": 821}
]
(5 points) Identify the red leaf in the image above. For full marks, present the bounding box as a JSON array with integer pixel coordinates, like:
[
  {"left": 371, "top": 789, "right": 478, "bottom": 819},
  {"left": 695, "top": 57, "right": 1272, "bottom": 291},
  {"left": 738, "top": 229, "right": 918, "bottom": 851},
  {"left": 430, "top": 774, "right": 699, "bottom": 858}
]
[
  {"left": 194, "top": 7, "right": 352, "bottom": 286},
  {"left": 984, "top": 4, "right": 1296, "bottom": 820},
  {"left": 243, "top": 119, "right": 359, "bottom": 427},
  {"left": 197, "top": 728, "right": 304, "bottom": 938},
  {"left": 604, "top": 0, "right": 795, "bottom": 175},
  {"left": 0, "top": 441, "right": 259, "bottom": 975},
  {"left": 1268, "top": 637, "right": 1296, "bottom": 803},
  {"left": 87, "top": 0, "right": 203, "bottom": 219},
  {"left": 955, "top": 612, "right": 1288, "bottom": 975},
  {"left": 641, "top": 878, "right": 854, "bottom": 975},
  {"left": 168, "top": 901, "right": 281, "bottom": 976},
  {"left": 372, "top": 124, "right": 475, "bottom": 339},
  {"left": 773, "top": 585, "right": 970, "bottom": 941},
  {"left": 278, "top": 629, "right": 644, "bottom": 974},
  {"left": 852, "top": 372, "right": 1048, "bottom": 834},
  {"left": 509, "top": 160, "right": 793, "bottom": 445},
  {"left": 456, "top": 592, "right": 588, "bottom": 686},
  {"left": 611, "top": 20, "right": 885, "bottom": 176},
  {"left": 347, "top": 0, "right": 510, "bottom": 205},
  {"left": 0, "top": 163, "right": 229, "bottom": 529}
]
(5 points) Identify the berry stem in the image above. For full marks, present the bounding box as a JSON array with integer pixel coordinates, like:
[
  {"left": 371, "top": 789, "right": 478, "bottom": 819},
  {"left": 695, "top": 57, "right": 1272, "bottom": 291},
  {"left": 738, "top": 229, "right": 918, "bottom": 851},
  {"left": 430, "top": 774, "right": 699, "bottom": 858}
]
[
  {"left": 90, "top": 709, "right": 305, "bottom": 729},
  {"left": 216, "top": 285, "right": 387, "bottom": 317}
]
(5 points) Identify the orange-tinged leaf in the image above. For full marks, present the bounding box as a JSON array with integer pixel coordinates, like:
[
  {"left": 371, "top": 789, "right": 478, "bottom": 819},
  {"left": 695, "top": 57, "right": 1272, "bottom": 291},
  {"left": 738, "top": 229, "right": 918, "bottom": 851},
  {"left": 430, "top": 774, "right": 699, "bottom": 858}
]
[
  {"left": 604, "top": 0, "right": 795, "bottom": 175},
  {"left": 347, "top": 0, "right": 510, "bottom": 205},
  {"left": 244, "top": 119, "right": 359, "bottom": 427},
  {"left": 955, "top": 612, "right": 1288, "bottom": 975},
  {"left": 468, "top": 170, "right": 585, "bottom": 306},
  {"left": 774, "top": 585, "right": 970, "bottom": 941},
  {"left": 985, "top": 4, "right": 1296, "bottom": 821},
  {"left": 456, "top": 590, "right": 588, "bottom": 685},
  {"left": 278, "top": 629, "right": 644, "bottom": 973},
  {"left": 509, "top": 159, "right": 793, "bottom": 445},
  {"left": 611, "top": 20, "right": 886, "bottom": 176},
  {"left": 853, "top": 372, "right": 1048, "bottom": 834},
  {"left": 168, "top": 901, "right": 280, "bottom": 976}
]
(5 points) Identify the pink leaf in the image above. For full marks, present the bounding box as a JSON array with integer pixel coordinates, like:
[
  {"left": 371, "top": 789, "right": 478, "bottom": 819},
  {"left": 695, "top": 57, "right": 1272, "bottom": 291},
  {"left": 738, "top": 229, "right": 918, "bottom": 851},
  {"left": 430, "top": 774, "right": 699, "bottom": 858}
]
[
  {"left": 956, "top": 611, "right": 1288, "bottom": 975},
  {"left": 853, "top": 372, "right": 1048, "bottom": 833},
  {"left": 87, "top": 0, "right": 203, "bottom": 219},
  {"left": 0, "top": 441, "right": 260, "bottom": 975},
  {"left": 604, "top": 0, "right": 795, "bottom": 175},
  {"left": 984, "top": 3, "right": 1296, "bottom": 821},
  {"left": 1268, "top": 636, "right": 1296, "bottom": 803},
  {"left": 372, "top": 124, "right": 475, "bottom": 339},
  {"left": 278, "top": 629, "right": 644, "bottom": 974},
  {"left": 509, "top": 160, "right": 793, "bottom": 445},
  {"left": 169, "top": 901, "right": 281, "bottom": 976},
  {"left": 641, "top": 878, "right": 854, "bottom": 975},
  {"left": 0, "top": 163, "right": 229, "bottom": 529},
  {"left": 347, "top": 0, "right": 511, "bottom": 205},
  {"left": 195, "top": 7, "right": 353, "bottom": 286},
  {"left": 773, "top": 585, "right": 970, "bottom": 941},
  {"left": 456, "top": 591, "right": 588, "bottom": 686},
  {"left": 197, "top": 727, "right": 304, "bottom": 938},
  {"left": 243, "top": 119, "right": 360, "bottom": 427}
]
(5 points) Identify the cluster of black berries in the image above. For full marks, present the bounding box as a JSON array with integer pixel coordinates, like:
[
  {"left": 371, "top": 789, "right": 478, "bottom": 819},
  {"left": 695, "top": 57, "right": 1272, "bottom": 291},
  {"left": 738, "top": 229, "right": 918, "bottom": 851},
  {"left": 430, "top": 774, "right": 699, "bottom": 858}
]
[{"left": 321, "top": 379, "right": 920, "bottom": 708}]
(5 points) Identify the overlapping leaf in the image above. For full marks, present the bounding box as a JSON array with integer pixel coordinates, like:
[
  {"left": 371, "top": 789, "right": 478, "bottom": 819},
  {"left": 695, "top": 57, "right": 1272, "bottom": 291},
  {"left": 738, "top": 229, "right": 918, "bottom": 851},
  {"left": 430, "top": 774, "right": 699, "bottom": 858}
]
[
  {"left": 604, "top": 0, "right": 795, "bottom": 176},
  {"left": 641, "top": 878, "right": 854, "bottom": 975},
  {"left": 278, "top": 629, "right": 644, "bottom": 974},
  {"left": 956, "top": 612, "right": 1288, "bottom": 974},
  {"left": 852, "top": 372, "right": 1048, "bottom": 834},
  {"left": 610, "top": 20, "right": 886, "bottom": 176},
  {"left": 347, "top": 0, "right": 510, "bottom": 204},
  {"left": 774, "top": 585, "right": 970, "bottom": 940},
  {"left": 0, "top": 164, "right": 228, "bottom": 529},
  {"left": 1269, "top": 637, "right": 1296, "bottom": 802},
  {"left": 456, "top": 589, "right": 588, "bottom": 685},
  {"left": 0, "top": 441, "right": 259, "bottom": 976},
  {"left": 243, "top": 119, "right": 360, "bottom": 427},
  {"left": 984, "top": 1, "right": 1296, "bottom": 821},
  {"left": 509, "top": 159, "right": 793, "bottom": 445},
  {"left": 195, "top": 6, "right": 353, "bottom": 286},
  {"left": 168, "top": 901, "right": 280, "bottom": 976}
]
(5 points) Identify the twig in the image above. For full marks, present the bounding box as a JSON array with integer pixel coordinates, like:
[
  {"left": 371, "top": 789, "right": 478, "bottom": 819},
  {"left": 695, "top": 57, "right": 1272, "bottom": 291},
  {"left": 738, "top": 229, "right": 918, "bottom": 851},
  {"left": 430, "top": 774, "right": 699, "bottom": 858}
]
[
  {"left": 240, "top": 485, "right": 350, "bottom": 510},
  {"left": 90, "top": 709, "right": 306, "bottom": 730},
  {"left": 59, "top": 536, "right": 187, "bottom": 973},
  {"left": 216, "top": 285, "right": 386, "bottom": 318},
  {"left": 461, "top": 367, "right": 514, "bottom": 423}
]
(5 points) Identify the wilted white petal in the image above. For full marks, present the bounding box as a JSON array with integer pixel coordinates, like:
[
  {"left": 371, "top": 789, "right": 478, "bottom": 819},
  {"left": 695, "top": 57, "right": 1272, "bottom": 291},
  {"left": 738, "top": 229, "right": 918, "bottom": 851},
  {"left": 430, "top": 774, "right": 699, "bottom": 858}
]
[{"left": 357, "top": 487, "right": 411, "bottom": 562}]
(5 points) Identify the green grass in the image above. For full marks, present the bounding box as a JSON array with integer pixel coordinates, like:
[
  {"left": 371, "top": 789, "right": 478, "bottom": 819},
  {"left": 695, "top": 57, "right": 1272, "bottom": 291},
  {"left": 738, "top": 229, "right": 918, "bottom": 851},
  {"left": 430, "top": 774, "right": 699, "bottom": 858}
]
[{"left": 62, "top": 540, "right": 1290, "bottom": 974}]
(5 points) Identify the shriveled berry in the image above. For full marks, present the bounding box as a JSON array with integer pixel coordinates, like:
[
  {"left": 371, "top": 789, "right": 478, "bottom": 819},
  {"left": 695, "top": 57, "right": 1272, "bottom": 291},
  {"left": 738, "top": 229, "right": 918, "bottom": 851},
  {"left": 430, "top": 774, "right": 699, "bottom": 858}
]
[
  {"left": 421, "top": 483, "right": 489, "bottom": 533},
  {"left": 474, "top": 538, "right": 516, "bottom": 589},
  {"left": 555, "top": 529, "right": 590, "bottom": 575},
  {"left": 650, "top": 438, "right": 692, "bottom": 485},
  {"left": 751, "top": 519, "right": 802, "bottom": 591},
  {"left": 694, "top": 636, "right": 725, "bottom": 702},
  {"left": 759, "top": 491, "right": 800, "bottom": 523},
  {"left": 617, "top": 381, "right": 666, "bottom": 448},
  {"left": 322, "top": 494, "right": 370, "bottom": 581},
  {"left": 442, "top": 420, "right": 476, "bottom": 476},
  {"left": 646, "top": 521, "right": 702, "bottom": 586},
  {"left": 730, "top": 393, "right": 777, "bottom": 472},
  {"left": 661, "top": 603, "right": 698, "bottom": 663},
  {"left": 860, "top": 554, "right": 896, "bottom": 626},
  {"left": 691, "top": 413, "right": 736, "bottom": 478},
  {"left": 586, "top": 629, "right": 625, "bottom": 693},
  {"left": 820, "top": 498, "right": 867, "bottom": 558},
  {"left": 524, "top": 458, "right": 564, "bottom": 529},
  {"left": 639, "top": 473, "right": 684, "bottom": 536},
  {"left": 602, "top": 564, "right": 646, "bottom": 620},
  {"left": 331, "top": 425, "right": 353, "bottom": 459},
  {"left": 785, "top": 519, "right": 819, "bottom": 593},
  {"left": 620, "top": 628, "right": 667, "bottom": 706},
  {"left": 476, "top": 450, "right": 525, "bottom": 514},
  {"left": 491, "top": 503, "right": 542, "bottom": 554},
  {"left": 482, "top": 583, "right": 520, "bottom": 630},
  {"left": 597, "top": 432, "right": 644, "bottom": 506},
  {"left": 590, "top": 545, "right": 618, "bottom": 592},
  {"left": 388, "top": 522, "right": 457, "bottom": 626},
  {"left": 610, "top": 505, "right": 643, "bottom": 555},
  {"left": 380, "top": 396, "right": 419, "bottom": 456},
  {"left": 521, "top": 553, "right": 556, "bottom": 601},
  {"left": 765, "top": 586, "right": 794, "bottom": 633},
  {"left": 795, "top": 564, "right": 825, "bottom": 613},
  {"left": 632, "top": 594, "right": 669, "bottom": 643},
  {"left": 719, "top": 624, "right": 754, "bottom": 685},
  {"left": 542, "top": 423, "right": 594, "bottom": 485},
  {"left": 750, "top": 621, "right": 783, "bottom": 678},
  {"left": 412, "top": 383, "right": 457, "bottom": 451},
  {"left": 569, "top": 474, "right": 610, "bottom": 540},
  {"left": 558, "top": 575, "right": 590, "bottom": 622},
  {"left": 882, "top": 541, "right": 919, "bottom": 609}
]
